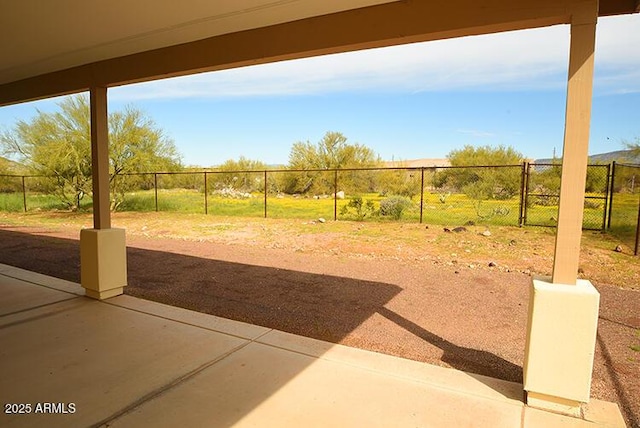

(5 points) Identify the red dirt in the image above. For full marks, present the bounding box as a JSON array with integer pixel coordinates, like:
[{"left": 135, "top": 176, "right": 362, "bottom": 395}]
[{"left": 0, "top": 223, "right": 638, "bottom": 427}]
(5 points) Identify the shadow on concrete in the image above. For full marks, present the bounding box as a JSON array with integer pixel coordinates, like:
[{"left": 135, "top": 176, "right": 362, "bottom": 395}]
[{"left": 0, "top": 227, "right": 527, "bottom": 425}]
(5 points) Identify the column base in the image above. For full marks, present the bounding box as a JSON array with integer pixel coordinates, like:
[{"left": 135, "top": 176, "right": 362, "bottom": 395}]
[
  {"left": 523, "top": 276, "right": 599, "bottom": 416},
  {"left": 526, "top": 391, "right": 582, "bottom": 417},
  {"left": 84, "top": 287, "right": 125, "bottom": 300},
  {"left": 80, "top": 228, "right": 127, "bottom": 300}
]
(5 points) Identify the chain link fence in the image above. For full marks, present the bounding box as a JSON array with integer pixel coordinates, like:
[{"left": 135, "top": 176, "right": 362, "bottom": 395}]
[
  {"left": 1, "top": 163, "right": 630, "bottom": 234},
  {"left": 608, "top": 163, "right": 640, "bottom": 255},
  {"left": 523, "top": 163, "right": 610, "bottom": 230}
]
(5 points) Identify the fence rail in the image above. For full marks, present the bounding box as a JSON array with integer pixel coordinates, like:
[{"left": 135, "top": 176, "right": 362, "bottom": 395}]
[{"left": 1, "top": 162, "right": 639, "bottom": 252}]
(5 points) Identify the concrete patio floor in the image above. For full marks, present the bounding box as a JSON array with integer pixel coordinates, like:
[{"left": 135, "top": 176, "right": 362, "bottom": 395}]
[{"left": 0, "top": 263, "right": 626, "bottom": 427}]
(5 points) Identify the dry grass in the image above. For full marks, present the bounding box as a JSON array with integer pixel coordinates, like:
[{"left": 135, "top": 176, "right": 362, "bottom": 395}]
[{"left": 1, "top": 210, "right": 638, "bottom": 290}]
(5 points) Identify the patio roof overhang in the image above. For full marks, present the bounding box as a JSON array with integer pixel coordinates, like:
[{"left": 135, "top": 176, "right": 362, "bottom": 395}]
[
  {"left": 0, "top": 0, "right": 638, "bottom": 106},
  {"left": 1, "top": 0, "right": 639, "bottom": 416}
]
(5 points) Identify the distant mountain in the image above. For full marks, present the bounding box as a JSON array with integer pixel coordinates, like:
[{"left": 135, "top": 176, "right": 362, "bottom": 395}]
[{"left": 535, "top": 149, "right": 640, "bottom": 165}]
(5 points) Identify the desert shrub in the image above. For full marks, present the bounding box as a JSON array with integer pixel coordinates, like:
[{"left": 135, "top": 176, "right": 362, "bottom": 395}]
[
  {"left": 377, "top": 169, "right": 421, "bottom": 199},
  {"left": 379, "top": 196, "right": 411, "bottom": 220},
  {"left": 340, "top": 195, "right": 376, "bottom": 220}
]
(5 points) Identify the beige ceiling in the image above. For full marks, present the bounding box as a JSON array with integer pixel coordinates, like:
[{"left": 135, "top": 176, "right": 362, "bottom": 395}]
[
  {"left": 1, "top": 0, "right": 637, "bottom": 107},
  {"left": 0, "top": 0, "right": 399, "bottom": 85}
]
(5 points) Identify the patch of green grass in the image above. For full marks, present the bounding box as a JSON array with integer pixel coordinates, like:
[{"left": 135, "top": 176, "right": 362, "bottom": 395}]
[
  {"left": 0, "top": 192, "right": 25, "bottom": 212},
  {"left": 118, "top": 189, "right": 205, "bottom": 213},
  {"left": 630, "top": 345, "right": 640, "bottom": 352},
  {"left": 0, "top": 192, "right": 68, "bottom": 212},
  {"left": 609, "top": 193, "right": 640, "bottom": 249},
  {"left": 1, "top": 187, "right": 631, "bottom": 234},
  {"left": 418, "top": 193, "right": 520, "bottom": 226}
]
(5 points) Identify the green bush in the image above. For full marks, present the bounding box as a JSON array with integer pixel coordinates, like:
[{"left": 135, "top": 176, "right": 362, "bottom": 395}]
[
  {"left": 379, "top": 196, "right": 411, "bottom": 220},
  {"left": 340, "top": 195, "right": 376, "bottom": 220}
]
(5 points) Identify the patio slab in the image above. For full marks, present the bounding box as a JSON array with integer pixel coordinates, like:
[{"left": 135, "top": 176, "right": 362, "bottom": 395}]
[
  {"left": 107, "top": 340, "right": 522, "bottom": 428},
  {"left": 0, "top": 274, "right": 78, "bottom": 316},
  {"left": 0, "top": 263, "right": 626, "bottom": 428}
]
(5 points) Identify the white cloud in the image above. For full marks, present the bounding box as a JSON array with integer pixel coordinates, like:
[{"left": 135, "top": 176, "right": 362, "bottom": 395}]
[{"left": 110, "top": 14, "right": 640, "bottom": 100}]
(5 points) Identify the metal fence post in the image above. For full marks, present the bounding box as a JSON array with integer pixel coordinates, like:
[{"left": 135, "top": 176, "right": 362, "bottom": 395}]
[
  {"left": 154, "top": 173, "right": 159, "bottom": 212},
  {"left": 522, "top": 162, "right": 531, "bottom": 227},
  {"left": 601, "top": 163, "right": 612, "bottom": 230},
  {"left": 204, "top": 172, "right": 208, "bottom": 215},
  {"left": 21, "top": 176, "right": 27, "bottom": 212},
  {"left": 635, "top": 192, "right": 640, "bottom": 256},
  {"left": 419, "top": 168, "right": 425, "bottom": 224},
  {"left": 334, "top": 169, "right": 338, "bottom": 221},
  {"left": 607, "top": 161, "right": 615, "bottom": 229},
  {"left": 264, "top": 170, "right": 268, "bottom": 218},
  {"left": 518, "top": 162, "right": 526, "bottom": 226}
]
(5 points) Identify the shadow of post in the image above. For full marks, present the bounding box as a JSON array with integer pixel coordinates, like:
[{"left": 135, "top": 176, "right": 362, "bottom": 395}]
[
  {"left": 596, "top": 332, "right": 639, "bottom": 428},
  {"left": 0, "top": 226, "right": 527, "bottom": 424},
  {"left": 377, "top": 307, "right": 523, "bottom": 384}
]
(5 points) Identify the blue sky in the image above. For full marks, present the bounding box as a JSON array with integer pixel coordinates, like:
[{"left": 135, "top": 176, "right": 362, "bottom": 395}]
[{"left": 1, "top": 14, "right": 639, "bottom": 167}]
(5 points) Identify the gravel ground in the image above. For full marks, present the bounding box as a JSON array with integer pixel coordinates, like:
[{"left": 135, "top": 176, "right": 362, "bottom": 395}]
[{"left": 0, "top": 224, "right": 638, "bottom": 427}]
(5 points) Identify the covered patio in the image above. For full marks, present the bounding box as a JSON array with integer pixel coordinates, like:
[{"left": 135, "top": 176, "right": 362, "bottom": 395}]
[
  {"left": 1, "top": 0, "right": 638, "bottom": 426},
  {"left": 0, "top": 263, "right": 626, "bottom": 427}
]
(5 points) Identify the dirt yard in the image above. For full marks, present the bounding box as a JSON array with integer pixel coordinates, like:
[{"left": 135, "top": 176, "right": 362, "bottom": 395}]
[{"left": 0, "top": 212, "right": 638, "bottom": 427}]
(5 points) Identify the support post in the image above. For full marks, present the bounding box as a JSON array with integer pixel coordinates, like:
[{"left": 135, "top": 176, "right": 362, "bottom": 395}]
[
  {"left": 524, "top": 3, "right": 600, "bottom": 416},
  {"left": 264, "top": 170, "right": 268, "bottom": 218},
  {"left": 80, "top": 87, "right": 127, "bottom": 300},
  {"left": 551, "top": 5, "right": 597, "bottom": 286},
  {"left": 90, "top": 87, "right": 111, "bottom": 230}
]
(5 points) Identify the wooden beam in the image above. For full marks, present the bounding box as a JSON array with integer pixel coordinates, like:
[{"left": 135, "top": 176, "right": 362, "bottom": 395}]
[
  {"left": 598, "top": 0, "right": 640, "bottom": 15},
  {"left": 90, "top": 87, "right": 111, "bottom": 230},
  {"left": 552, "top": 1, "right": 598, "bottom": 285},
  {"left": 0, "top": 0, "right": 587, "bottom": 106}
]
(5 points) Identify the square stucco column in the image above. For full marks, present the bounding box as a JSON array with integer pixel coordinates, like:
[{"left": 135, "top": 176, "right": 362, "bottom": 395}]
[
  {"left": 523, "top": 276, "right": 600, "bottom": 416},
  {"left": 80, "top": 228, "right": 127, "bottom": 300},
  {"left": 80, "top": 87, "right": 127, "bottom": 300}
]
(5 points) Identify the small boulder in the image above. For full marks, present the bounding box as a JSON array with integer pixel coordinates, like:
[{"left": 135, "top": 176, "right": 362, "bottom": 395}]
[
  {"left": 443, "top": 227, "right": 451, "bottom": 232},
  {"left": 481, "top": 230, "right": 491, "bottom": 237},
  {"left": 452, "top": 226, "right": 467, "bottom": 233},
  {"left": 614, "top": 245, "right": 623, "bottom": 253},
  {"left": 488, "top": 261, "right": 497, "bottom": 267},
  {"left": 335, "top": 191, "right": 345, "bottom": 199},
  {"left": 318, "top": 217, "right": 326, "bottom": 223}
]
